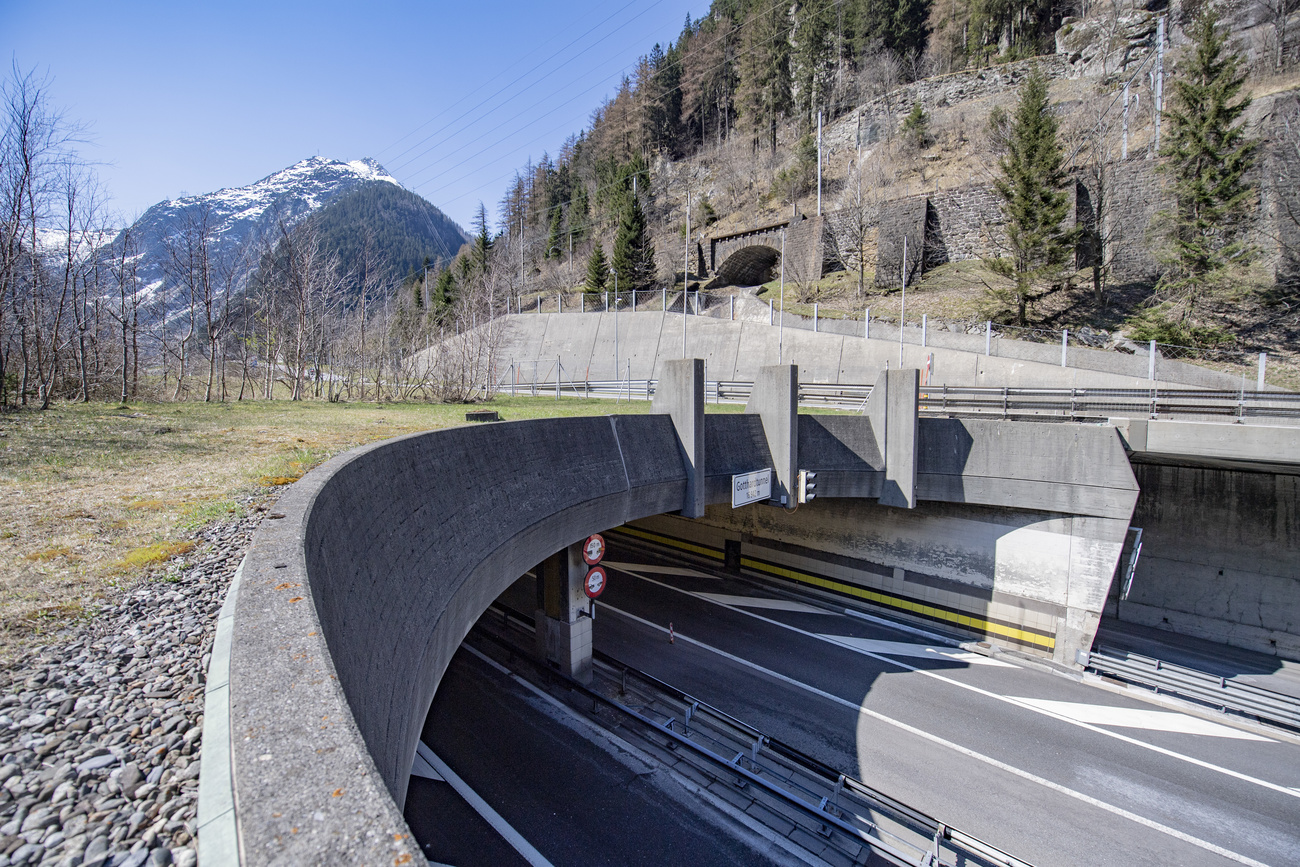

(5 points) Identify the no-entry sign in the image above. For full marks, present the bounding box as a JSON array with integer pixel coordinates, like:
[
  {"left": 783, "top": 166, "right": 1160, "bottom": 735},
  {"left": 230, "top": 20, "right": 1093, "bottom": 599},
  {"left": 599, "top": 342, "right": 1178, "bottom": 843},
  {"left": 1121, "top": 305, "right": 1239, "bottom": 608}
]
[
  {"left": 584, "top": 566, "right": 607, "bottom": 599},
  {"left": 582, "top": 533, "right": 606, "bottom": 566}
]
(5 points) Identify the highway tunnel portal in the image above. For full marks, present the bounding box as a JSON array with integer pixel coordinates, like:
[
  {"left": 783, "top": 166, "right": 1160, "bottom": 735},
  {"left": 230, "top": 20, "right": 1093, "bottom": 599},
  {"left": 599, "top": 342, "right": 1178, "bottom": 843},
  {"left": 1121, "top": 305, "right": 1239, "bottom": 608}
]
[{"left": 214, "top": 360, "right": 1187, "bottom": 864}]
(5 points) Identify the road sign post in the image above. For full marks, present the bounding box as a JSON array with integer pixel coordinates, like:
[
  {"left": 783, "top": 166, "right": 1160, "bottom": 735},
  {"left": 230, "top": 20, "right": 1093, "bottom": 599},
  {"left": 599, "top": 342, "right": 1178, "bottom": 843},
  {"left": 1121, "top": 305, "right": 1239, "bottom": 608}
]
[
  {"left": 582, "top": 534, "right": 605, "bottom": 566},
  {"left": 583, "top": 566, "right": 607, "bottom": 599},
  {"left": 732, "top": 468, "right": 773, "bottom": 509}
]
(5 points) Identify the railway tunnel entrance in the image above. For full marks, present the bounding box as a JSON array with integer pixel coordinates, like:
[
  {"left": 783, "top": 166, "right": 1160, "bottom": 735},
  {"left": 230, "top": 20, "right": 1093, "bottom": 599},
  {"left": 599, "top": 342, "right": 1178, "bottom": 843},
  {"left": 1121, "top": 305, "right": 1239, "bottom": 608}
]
[{"left": 707, "top": 244, "right": 780, "bottom": 289}]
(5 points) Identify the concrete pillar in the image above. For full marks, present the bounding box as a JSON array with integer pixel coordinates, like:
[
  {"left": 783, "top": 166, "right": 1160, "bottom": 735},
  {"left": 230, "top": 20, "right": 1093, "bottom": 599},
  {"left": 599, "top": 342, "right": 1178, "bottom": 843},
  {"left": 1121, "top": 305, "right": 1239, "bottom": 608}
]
[
  {"left": 746, "top": 365, "right": 798, "bottom": 509},
  {"left": 866, "top": 369, "right": 918, "bottom": 509},
  {"left": 652, "top": 358, "right": 706, "bottom": 518},
  {"left": 534, "top": 543, "right": 593, "bottom": 684}
]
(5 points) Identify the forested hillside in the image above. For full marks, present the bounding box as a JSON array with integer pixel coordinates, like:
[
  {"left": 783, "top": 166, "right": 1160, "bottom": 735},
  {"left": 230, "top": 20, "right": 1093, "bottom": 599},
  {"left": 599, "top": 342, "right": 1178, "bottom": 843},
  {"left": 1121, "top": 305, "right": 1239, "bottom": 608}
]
[
  {"left": 424, "top": 0, "right": 1298, "bottom": 367},
  {"left": 310, "top": 183, "right": 470, "bottom": 288}
]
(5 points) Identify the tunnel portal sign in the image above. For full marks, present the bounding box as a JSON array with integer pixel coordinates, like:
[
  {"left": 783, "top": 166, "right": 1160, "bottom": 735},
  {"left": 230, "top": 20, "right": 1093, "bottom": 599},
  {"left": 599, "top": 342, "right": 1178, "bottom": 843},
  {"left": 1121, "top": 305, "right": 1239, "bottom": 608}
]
[
  {"left": 584, "top": 566, "right": 608, "bottom": 599},
  {"left": 732, "top": 468, "right": 773, "bottom": 508},
  {"left": 582, "top": 534, "right": 606, "bottom": 566}
]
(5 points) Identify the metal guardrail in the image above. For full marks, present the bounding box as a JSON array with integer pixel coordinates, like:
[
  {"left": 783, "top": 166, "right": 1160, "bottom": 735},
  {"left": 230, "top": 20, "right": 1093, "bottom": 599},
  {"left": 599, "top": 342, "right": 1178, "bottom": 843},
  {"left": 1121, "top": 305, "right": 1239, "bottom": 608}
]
[
  {"left": 503, "top": 377, "right": 1300, "bottom": 423},
  {"left": 479, "top": 604, "right": 1032, "bottom": 867},
  {"left": 597, "top": 652, "right": 1033, "bottom": 867},
  {"left": 1084, "top": 646, "right": 1300, "bottom": 732}
]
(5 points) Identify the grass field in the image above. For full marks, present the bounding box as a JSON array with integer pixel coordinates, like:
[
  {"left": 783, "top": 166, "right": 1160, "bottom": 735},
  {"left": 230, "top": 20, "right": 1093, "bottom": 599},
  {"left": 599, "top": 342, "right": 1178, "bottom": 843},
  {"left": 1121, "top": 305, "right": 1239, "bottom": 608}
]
[{"left": 0, "top": 395, "right": 681, "bottom": 661}]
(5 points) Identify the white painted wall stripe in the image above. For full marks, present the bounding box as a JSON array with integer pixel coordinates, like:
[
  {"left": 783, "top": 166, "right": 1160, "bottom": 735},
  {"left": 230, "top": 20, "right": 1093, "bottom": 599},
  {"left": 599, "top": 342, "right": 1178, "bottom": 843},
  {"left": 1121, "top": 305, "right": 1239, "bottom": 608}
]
[{"left": 600, "top": 603, "right": 1272, "bottom": 867}]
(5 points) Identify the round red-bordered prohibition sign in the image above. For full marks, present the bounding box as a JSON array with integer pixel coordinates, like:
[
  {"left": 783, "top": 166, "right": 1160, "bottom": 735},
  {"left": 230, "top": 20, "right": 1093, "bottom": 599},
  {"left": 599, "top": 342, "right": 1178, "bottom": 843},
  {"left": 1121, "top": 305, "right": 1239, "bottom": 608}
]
[
  {"left": 582, "top": 533, "right": 606, "bottom": 566},
  {"left": 584, "top": 566, "right": 608, "bottom": 599}
]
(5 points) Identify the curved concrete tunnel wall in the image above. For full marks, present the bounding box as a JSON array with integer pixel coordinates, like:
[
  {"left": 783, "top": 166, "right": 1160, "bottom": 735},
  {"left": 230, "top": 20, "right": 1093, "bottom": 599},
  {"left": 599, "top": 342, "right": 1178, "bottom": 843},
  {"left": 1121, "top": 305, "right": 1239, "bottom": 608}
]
[
  {"left": 225, "top": 415, "right": 690, "bottom": 864},
  {"left": 216, "top": 374, "right": 1140, "bottom": 864}
]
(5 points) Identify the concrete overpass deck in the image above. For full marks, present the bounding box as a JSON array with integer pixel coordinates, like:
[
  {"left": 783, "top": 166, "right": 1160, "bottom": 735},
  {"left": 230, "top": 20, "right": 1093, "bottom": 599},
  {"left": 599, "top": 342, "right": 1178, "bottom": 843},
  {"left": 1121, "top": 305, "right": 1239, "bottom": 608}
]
[{"left": 198, "top": 361, "right": 1300, "bottom": 865}]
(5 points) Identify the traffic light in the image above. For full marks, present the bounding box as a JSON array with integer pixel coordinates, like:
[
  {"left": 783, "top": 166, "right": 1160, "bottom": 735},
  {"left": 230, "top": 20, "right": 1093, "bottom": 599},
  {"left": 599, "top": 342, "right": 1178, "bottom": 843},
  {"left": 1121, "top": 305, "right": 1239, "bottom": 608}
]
[{"left": 797, "top": 470, "right": 817, "bottom": 504}]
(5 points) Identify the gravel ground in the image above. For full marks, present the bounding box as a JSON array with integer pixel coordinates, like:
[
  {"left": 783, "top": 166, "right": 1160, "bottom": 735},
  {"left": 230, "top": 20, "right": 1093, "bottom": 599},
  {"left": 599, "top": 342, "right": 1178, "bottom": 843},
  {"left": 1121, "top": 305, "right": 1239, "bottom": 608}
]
[{"left": 0, "top": 510, "right": 260, "bottom": 867}]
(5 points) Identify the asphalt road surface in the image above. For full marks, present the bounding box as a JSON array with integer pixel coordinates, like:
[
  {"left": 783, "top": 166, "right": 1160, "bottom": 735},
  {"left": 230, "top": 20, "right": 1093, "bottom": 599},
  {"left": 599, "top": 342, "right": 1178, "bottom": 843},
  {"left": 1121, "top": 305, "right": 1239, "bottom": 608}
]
[
  {"left": 409, "top": 644, "right": 799, "bottom": 866},
  {"left": 578, "top": 537, "right": 1300, "bottom": 867}
]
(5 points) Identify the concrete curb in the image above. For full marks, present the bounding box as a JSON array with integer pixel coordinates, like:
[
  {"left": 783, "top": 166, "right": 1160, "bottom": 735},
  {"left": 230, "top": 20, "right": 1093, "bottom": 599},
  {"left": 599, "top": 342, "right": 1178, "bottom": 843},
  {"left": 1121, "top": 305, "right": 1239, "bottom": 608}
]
[{"left": 197, "top": 557, "right": 244, "bottom": 866}]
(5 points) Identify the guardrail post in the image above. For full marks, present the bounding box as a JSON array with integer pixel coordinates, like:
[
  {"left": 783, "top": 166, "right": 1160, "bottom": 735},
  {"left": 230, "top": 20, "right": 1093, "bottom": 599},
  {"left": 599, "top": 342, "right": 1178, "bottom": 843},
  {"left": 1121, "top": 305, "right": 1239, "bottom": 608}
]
[
  {"left": 1061, "top": 329, "right": 1068, "bottom": 367},
  {"left": 1258, "top": 352, "right": 1267, "bottom": 391},
  {"left": 985, "top": 320, "right": 991, "bottom": 356}
]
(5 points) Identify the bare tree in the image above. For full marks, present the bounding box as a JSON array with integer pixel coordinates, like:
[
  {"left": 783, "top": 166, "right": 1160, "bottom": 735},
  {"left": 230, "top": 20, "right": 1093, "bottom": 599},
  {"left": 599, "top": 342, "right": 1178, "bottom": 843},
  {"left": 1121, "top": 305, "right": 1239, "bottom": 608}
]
[{"left": 827, "top": 155, "right": 887, "bottom": 299}]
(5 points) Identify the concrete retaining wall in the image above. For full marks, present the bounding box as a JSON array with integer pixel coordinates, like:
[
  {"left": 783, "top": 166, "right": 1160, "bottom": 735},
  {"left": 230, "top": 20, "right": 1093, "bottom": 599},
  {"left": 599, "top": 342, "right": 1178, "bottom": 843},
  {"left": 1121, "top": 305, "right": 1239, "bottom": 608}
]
[
  {"left": 226, "top": 415, "right": 689, "bottom": 863},
  {"left": 1113, "top": 463, "right": 1300, "bottom": 660},
  {"left": 493, "top": 311, "right": 1245, "bottom": 389},
  {"left": 634, "top": 412, "right": 1138, "bottom": 665}
]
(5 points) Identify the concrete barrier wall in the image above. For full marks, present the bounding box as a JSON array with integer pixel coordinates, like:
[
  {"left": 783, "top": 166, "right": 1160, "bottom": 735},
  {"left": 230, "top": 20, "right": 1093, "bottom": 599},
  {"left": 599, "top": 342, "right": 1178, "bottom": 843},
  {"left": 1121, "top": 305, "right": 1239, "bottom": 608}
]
[
  {"left": 227, "top": 416, "right": 688, "bottom": 864},
  {"left": 494, "top": 312, "right": 1239, "bottom": 390},
  {"left": 633, "top": 416, "right": 1137, "bottom": 665},
  {"left": 221, "top": 401, "right": 1137, "bottom": 862},
  {"left": 1114, "top": 464, "right": 1300, "bottom": 660}
]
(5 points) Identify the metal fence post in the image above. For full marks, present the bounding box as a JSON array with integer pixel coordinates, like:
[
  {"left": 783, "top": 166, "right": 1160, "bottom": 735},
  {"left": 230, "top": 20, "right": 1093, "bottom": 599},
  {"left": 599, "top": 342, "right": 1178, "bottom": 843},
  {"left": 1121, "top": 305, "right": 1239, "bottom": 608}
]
[
  {"left": 556, "top": 356, "right": 561, "bottom": 400},
  {"left": 865, "top": 308, "right": 870, "bottom": 340},
  {"left": 813, "top": 302, "right": 818, "bottom": 332},
  {"left": 985, "top": 321, "right": 991, "bottom": 356},
  {"left": 1061, "top": 329, "right": 1068, "bottom": 368},
  {"left": 921, "top": 314, "right": 927, "bottom": 347},
  {"left": 1148, "top": 340, "right": 1157, "bottom": 381},
  {"left": 769, "top": 299, "right": 773, "bottom": 325},
  {"left": 730, "top": 295, "right": 734, "bottom": 321},
  {"left": 558, "top": 293, "right": 562, "bottom": 314},
  {"left": 1258, "top": 352, "right": 1267, "bottom": 390},
  {"left": 581, "top": 295, "right": 585, "bottom": 314},
  {"left": 662, "top": 287, "right": 666, "bottom": 310}
]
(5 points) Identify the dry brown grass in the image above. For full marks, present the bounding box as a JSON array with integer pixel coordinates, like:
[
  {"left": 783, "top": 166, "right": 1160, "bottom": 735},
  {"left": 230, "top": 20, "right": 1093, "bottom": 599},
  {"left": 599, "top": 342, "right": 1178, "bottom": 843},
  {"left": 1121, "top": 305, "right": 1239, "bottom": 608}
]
[{"left": 0, "top": 396, "right": 658, "bottom": 662}]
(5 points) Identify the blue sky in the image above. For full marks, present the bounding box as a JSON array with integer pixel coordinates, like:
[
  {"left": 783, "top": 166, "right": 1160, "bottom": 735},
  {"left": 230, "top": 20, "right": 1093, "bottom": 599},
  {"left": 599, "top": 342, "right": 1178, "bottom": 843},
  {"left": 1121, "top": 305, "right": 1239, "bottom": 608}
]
[{"left": 2, "top": 0, "right": 703, "bottom": 231}]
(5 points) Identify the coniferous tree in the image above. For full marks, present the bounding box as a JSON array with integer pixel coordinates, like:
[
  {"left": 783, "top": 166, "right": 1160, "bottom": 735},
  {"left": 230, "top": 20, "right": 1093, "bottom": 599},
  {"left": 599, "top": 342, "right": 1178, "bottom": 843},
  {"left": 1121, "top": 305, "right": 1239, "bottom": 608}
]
[
  {"left": 433, "top": 268, "right": 455, "bottom": 311},
  {"left": 585, "top": 243, "right": 609, "bottom": 295},
  {"left": 570, "top": 181, "right": 589, "bottom": 246},
  {"left": 544, "top": 206, "right": 563, "bottom": 260},
  {"left": 471, "top": 203, "right": 493, "bottom": 276},
  {"left": 611, "top": 194, "right": 657, "bottom": 293},
  {"left": 988, "top": 66, "right": 1075, "bottom": 325},
  {"left": 1155, "top": 10, "right": 1257, "bottom": 325}
]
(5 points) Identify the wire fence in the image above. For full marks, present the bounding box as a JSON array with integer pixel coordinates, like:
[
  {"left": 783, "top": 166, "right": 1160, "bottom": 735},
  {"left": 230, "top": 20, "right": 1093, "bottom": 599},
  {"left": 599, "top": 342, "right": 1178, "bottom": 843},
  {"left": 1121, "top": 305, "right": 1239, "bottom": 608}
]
[{"left": 505, "top": 287, "right": 1293, "bottom": 391}]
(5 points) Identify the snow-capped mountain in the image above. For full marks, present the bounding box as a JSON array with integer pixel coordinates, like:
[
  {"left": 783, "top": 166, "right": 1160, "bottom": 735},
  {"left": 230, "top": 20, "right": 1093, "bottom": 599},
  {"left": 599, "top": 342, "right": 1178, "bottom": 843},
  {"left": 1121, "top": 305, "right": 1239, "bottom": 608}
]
[{"left": 110, "top": 157, "right": 407, "bottom": 299}]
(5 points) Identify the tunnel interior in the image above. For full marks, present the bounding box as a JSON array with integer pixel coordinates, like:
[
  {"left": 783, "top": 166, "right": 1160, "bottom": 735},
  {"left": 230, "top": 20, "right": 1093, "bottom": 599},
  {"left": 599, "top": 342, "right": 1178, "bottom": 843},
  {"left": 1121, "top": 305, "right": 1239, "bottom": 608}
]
[{"left": 713, "top": 245, "right": 780, "bottom": 287}]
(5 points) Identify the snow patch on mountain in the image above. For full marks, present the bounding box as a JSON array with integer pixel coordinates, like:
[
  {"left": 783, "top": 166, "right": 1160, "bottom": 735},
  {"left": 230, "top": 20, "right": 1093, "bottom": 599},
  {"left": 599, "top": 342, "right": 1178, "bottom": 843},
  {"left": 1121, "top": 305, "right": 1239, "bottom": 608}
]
[{"left": 112, "top": 156, "right": 404, "bottom": 303}]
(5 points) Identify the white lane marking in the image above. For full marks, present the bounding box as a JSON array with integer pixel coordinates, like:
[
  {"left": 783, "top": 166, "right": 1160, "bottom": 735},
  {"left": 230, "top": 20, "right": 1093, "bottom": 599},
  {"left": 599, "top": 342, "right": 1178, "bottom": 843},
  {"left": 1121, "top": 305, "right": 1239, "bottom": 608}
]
[
  {"left": 822, "top": 635, "right": 1015, "bottom": 667},
  {"left": 410, "top": 747, "right": 444, "bottom": 781},
  {"left": 695, "top": 592, "right": 833, "bottom": 614},
  {"left": 600, "top": 604, "right": 1272, "bottom": 867},
  {"left": 1010, "top": 697, "right": 1273, "bottom": 741},
  {"left": 417, "top": 742, "right": 556, "bottom": 867},
  {"left": 617, "top": 568, "right": 1294, "bottom": 798},
  {"left": 603, "top": 561, "right": 718, "bottom": 579}
]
